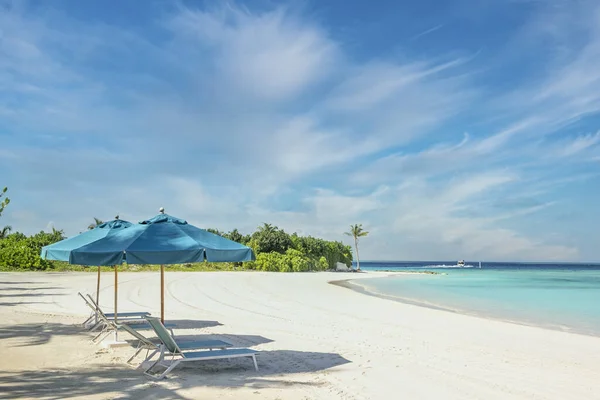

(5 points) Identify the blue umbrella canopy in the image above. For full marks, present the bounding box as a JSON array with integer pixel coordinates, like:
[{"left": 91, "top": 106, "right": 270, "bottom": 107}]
[
  {"left": 40, "top": 218, "right": 134, "bottom": 328},
  {"left": 41, "top": 219, "right": 133, "bottom": 262},
  {"left": 61, "top": 212, "right": 255, "bottom": 266},
  {"left": 41, "top": 211, "right": 255, "bottom": 323}
]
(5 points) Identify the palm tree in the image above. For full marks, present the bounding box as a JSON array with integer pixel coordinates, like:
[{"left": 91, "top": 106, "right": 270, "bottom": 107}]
[
  {"left": 259, "top": 223, "right": 277, "bottom": 234},
  {"left": 0, "top": 225, "right": 11, "bottom": 239},
  {"left": 0, "top": 187, "right": 9, "bottom": 217},
  {"left": 88, "top": 217, "right": 104, "bottom": 231},
  {"left": 344, "top": 224, "right": 369, "bottom": 271}
]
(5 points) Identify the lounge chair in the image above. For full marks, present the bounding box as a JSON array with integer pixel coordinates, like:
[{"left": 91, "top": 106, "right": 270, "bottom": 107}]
[
  {"left": 119, "top": 323, "right": 233, "bottom": 365},
  {"left": 86, "top": 299, "right": 176, "bottom": 344},
  {"left": 143, "top": 316, "right": 259, "bottom": 379},
  {"left": 78, "top": 292, "right": 150, "bottom": 330}
]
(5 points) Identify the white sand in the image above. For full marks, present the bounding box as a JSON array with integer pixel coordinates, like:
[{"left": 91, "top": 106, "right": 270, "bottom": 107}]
[{"left": 1, "top": 271, "right": 599, "bottom": 399}]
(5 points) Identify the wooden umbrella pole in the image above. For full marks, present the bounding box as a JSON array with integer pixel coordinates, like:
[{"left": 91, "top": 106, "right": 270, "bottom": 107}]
[
  {"left": 95, "top": 266, "right": 101, "bottom": 323},
  {"left": 114, "top": 264, "right": 118, "bottom": 323},
  {"left": 160, "top": 264, "right": 165, "bottom": 324}
]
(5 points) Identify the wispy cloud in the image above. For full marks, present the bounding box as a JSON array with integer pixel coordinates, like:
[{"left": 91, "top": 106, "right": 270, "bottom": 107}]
[
  {"left": 166, "top": 5, "right": 340, "bottom": 102},
  {"left": 556, "top": 131, "right": 600, "bottom": 157},
  {"left": 410, "top": 24, "right": 444, "bottom": 41}
]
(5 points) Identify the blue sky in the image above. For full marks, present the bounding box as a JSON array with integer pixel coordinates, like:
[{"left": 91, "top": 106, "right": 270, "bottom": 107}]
[{"left": 1, "top": 0, "right": 599, "bottom": 262}]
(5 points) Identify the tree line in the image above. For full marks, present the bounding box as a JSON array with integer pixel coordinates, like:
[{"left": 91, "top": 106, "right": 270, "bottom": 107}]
[
  {"left": 207, "top": 224, "right": 353, "bottom": 272},
  {"left": 0, "top": 186, "right": 369, "bottom": 272}
]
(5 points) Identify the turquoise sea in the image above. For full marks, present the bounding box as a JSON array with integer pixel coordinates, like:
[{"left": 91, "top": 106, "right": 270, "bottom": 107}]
[{"left": 354, "top": 261, "right": 600, "bottom": 336}]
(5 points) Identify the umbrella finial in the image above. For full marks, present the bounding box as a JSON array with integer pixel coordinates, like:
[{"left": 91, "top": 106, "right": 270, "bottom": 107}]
[
  {"left": 115, "top": 214, "right": 119, "bottom": 220},
  {"left": 159, "top": 207, "right": 165, "bottom": 214}
]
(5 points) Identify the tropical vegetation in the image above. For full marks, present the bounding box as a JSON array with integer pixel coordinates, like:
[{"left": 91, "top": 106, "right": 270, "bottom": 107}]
[
  {"left": 344, "top": 223, "right": 369, "bottom": 271},
  {"left": 87, "top": 217, "right": 104, "bottom": 231},
  {"left": 0, "top": 187, "right": 9, "bottom": 217},
  {"left": 0, "top": 187, "right": 11, "bottom": 240},
  {"left": 0, "top": 192, "right": 354, "bottom": 271}
]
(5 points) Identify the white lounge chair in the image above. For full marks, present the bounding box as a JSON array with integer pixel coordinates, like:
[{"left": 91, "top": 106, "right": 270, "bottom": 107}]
[
  {"left": 143, "top": 316, "right": 259, "bottom": 379},
  {"left": 119, "top": 323, "right": 232, "bottom": 365},
  {"left": 84, "top": 298, "right": 176, "bottom": 344},
  {"left": 78, "top": 292, "right": 150, "bottom": 330}
]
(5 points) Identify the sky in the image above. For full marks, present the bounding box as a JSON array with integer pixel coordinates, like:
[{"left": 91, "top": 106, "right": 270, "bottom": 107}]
[{"left": 1, "top": 0, "right": 599, "bottom": 262}]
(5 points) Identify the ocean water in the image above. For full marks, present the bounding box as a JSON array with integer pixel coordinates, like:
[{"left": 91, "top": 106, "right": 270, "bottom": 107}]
[{"left": 353, "top": 261, "right": 600, "bottom": 336}]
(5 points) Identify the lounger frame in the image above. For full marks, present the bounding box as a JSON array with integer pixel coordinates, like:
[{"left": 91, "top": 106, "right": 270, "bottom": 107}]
[
  {"left": 78, "top": 292, "right": 150, "bottom": 331},
  {"left": 143, "top": 316, "right": 259, "bottom": 379},
  {"left": 120, "top": 323, "right": 232, "bottom": 365}
]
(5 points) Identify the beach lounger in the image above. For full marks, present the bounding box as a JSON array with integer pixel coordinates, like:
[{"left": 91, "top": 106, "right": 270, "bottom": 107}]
[
  {"left": 143, "top": 316, "right": 259, "bottom": 379},
  {"left": 119, "top": 323, "right": 232, "bottom": 365},
  {"left": 78, "top": 292, "right": 150, "bottom": 330},
  {"left": 88, "top": 300, "right": 176, "bottom": 344}
]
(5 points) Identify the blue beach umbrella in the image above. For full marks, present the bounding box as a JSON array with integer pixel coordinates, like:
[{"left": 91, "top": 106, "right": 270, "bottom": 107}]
[
  {"left": 41, "top": 218, "right": 133, "bottom": 322},
  {"left": 48, "top": 208, "right": 255, "bottom": 322}
]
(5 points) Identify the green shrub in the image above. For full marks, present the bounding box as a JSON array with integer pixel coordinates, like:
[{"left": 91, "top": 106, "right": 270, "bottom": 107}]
[
  {"left": 0, "top": 233, "right": 57, "bottom": 270},
  {"left": 284, "top": 248, "right": 309, "bottom": 272},
  {"left": 318, "top": 256, "right": 329, "bottom": 271}
]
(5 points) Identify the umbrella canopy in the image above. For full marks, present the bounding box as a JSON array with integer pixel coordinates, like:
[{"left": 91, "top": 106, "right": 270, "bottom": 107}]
[
  {"left": 44, "top": 210, "right": 255, "bottom": 322},
  {"left": 41, "top": 219, "right": 133, "bottom": 262},
  {"left": 63, "top": 213, "right": 255, "bottom": 266},
  {"left": 40, "top": 218, "right": 134, "bottom": 327}
]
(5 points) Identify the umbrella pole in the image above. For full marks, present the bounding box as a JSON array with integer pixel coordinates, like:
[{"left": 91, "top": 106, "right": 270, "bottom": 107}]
[
  {"left": 95, "top": 266, "right": 101, "bottom": 324},
  {"left": 114, "top": 264, "right": 118, "bottom": 342},
  {"left": 161, "top": 264, "right": 165, "bottom": 324}
]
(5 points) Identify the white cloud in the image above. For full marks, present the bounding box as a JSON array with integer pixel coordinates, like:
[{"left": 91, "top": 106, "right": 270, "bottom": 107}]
[
  {"left": 167, "top": 5, "right": 339, "bottom": 102},
  {"left": 557, "top": 131, "right": 600, "bottom": 157},
  {"left": 326, "top": 59, "right": 463, "bottom": 111},
  {"left": 491, "top": 1, "right": 600, "bottom": 135},
  {"left": 378, "top": 174, "right": 578, "bottom": 261},
  {"left": 349, "top": 120, "right": 536, "bottom": 187}
]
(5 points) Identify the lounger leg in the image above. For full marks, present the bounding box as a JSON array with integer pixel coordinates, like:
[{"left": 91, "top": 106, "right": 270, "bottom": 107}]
[
  {"left": 154, "top": 360, "right": 181, "bottom": 380},
  {"left": 252, "top": 355, "right": 259, "bottom": 371},
  {"left": 143, "top": 345, "right": 165, "bottom": 374},
  {"left": 127, "top": 346, "right": 144, "bottom": 364},
  {"left": 88, "top": 321, "right": 103, "bottom": 332},
  {"left": 92, "top": 327, "right": 107, "bottom": 342},
  {"left": 145, "top": 348, "right": 160, "bottom": 362},
  {"left": 83, "top": 319, "right": 97, "bottom": 330},
  {"left": 83, "top": 315, "right": 94, "bottom": 327},
  {"left": 93, "top": 327, "right": 112, "bottom": 344},
  {"left": 144, "top": 355, "right": 170, "bottom": 378},
  {"left": 143, "top": 359, "right": 161, "bottom": 376}
]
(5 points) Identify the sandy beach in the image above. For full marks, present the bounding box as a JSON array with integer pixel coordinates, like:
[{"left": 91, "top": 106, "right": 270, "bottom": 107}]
[{"left": 1, "top": 271, "right": 599, "bottom": 399}]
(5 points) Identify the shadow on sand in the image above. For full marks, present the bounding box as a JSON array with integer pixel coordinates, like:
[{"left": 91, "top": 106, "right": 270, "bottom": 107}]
[
  {"left": 0, "top": 301, "right": 44, "bottom": 307},
  {"left": 0, "top": 322, "right": 351, "bottom": 398},
  {"left": 0, "top": 284, "right": 67, "bottom": 304},
  {"left": 0, "top": 348, "right": 350, "bottom": 399},
  {"left": 0, "top": 292, "right": 66, "bottom": 298},
  {"left": 0, "top": 322, "right": 86, "bottom": 347},
  {"left": 0, "top": 365, "right": 185, "bottom": 400},
  {"left": 0, "top": 286, "right": 64, "bottom": 291}
]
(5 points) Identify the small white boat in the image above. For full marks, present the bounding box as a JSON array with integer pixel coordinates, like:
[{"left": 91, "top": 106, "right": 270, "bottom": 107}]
[{"left": 457, "top": 260, "right": 465, "bottom": 267}]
